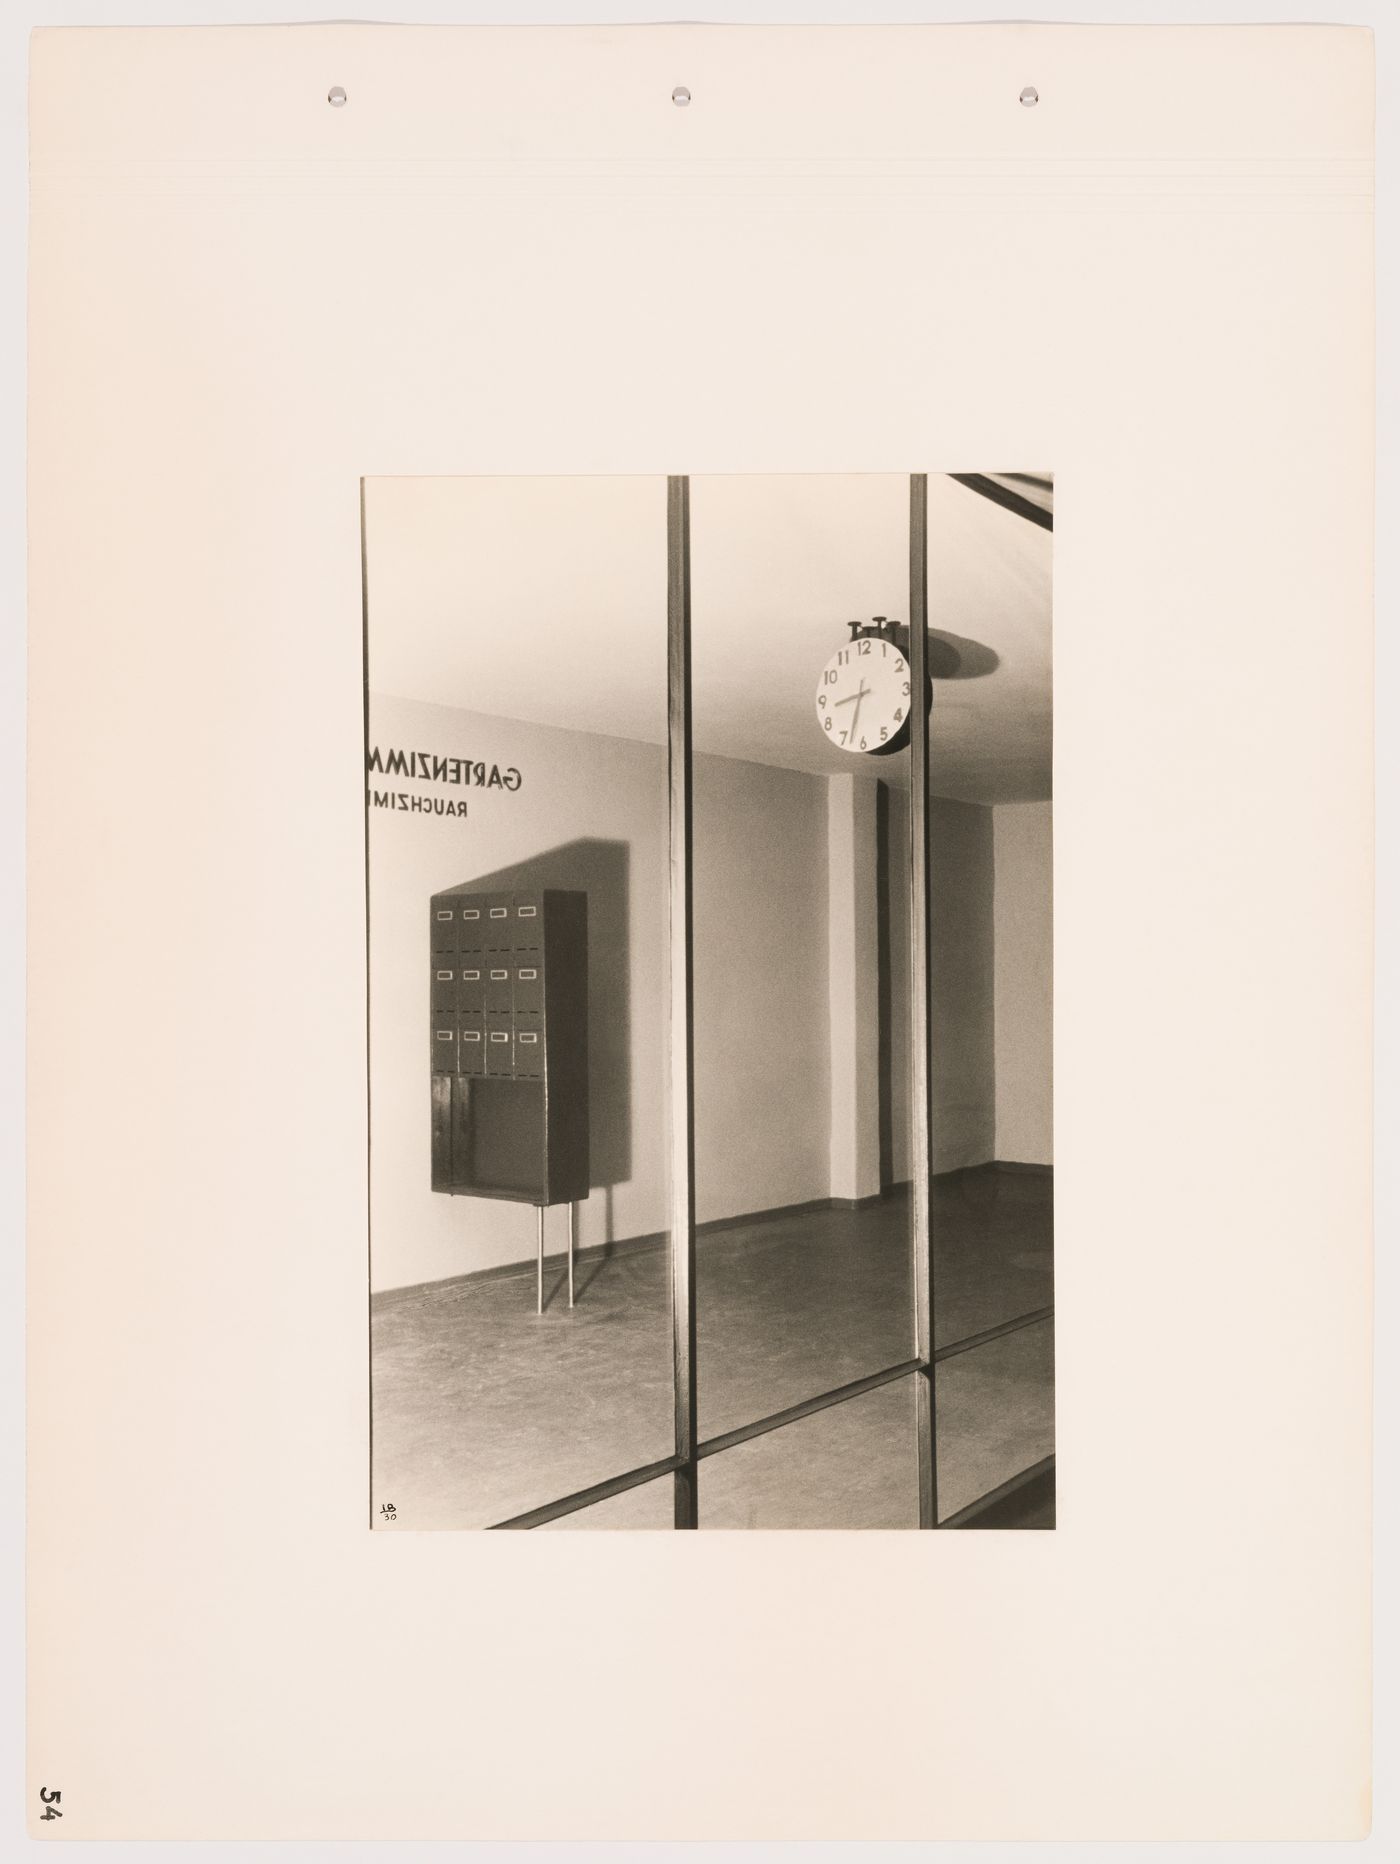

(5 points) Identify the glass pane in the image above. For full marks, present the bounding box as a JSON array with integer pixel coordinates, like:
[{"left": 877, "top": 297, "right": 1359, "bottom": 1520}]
[
  {"left": 700, "top": 1378, "right": 920, "bottom": 1529},
  {"left": 935, "top": 1317, "right": 1055, "bottom": 1523},
  {"left": 538, "top": 1474, "right": 674, "bottom": 1531},
  {"left": 933, "top": 1164, "right": 1053, "bottom": 1350},
  {"left": 925, "top": 471, "right": 1054, "bottom": 1346},
  {"left": 364, "top": 475, "right": 672, "bottom": 1529},
  {"left": 690, "top": 473, "right": 918, "bottom": 1443}
]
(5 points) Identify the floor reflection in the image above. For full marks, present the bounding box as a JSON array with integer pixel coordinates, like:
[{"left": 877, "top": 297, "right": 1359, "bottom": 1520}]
[{"left": 371, "top": 1165, "right": 1053, "bottom": 1529}]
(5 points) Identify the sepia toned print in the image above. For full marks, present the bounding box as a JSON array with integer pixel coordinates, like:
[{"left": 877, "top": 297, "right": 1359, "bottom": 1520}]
[{"left": 363, "top": 471, "right": 1052, "bottom": 1529}]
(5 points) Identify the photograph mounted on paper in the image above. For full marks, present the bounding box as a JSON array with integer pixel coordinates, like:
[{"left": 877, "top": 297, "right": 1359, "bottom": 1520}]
[{"left": 362, "top": 472, "right": 1053, "bottom": 1529}]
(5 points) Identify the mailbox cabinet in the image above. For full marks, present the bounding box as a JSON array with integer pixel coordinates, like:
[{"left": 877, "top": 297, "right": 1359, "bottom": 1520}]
[{"left": 428, "top": 886, "right": 588, "bottom": 1206}]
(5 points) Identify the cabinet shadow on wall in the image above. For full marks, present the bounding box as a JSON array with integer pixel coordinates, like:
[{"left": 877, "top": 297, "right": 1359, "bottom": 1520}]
[{"left": 459, "top": 839, "right": 633, "bottom": 1193}]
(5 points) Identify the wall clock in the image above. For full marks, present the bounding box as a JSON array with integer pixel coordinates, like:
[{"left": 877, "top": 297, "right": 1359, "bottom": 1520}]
[{"left": 814, "top": 619, "right": 928, "bottom": 757}]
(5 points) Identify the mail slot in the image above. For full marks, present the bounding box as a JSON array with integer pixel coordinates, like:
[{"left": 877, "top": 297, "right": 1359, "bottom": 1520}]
[
  {"left": 514, "top": 966, "right": 543, "bottom": 1014},
  {"left": 484, "top": 969, "right": 513, "bottom": 1015},
  {"left": 457, "top": 967, "right": 484, "bottom": 1015},
  {"left": 485, "top": 1015, "right": 514, "bottom": 1076},
  {"left": 431, "top": 966, "right": 456, "bottom": 1012},
  {"left": 513, "top": 900, "right": 542, "bottom": 951},
  {"left": 514, "top": 1026, "right": 543, "bottom": 1078},
  {"left": 478, "top": 893, "right": 513, "bottom": 948},
  {"left": 431, "top": 1022, "right": 458, "bottom": 1072},
  {"left": 459, "top": 1016, "right": 485, "bottom": 1075},
  {"left": 431, "top": 907, "right": 456, "bottom": 953}
]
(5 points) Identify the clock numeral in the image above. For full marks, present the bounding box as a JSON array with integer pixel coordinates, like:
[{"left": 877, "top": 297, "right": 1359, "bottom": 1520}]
[
  {"left": 858, "top": 640, "right": 871, "bottom": 656},
  {"left": 837, "top": 650, "right": 849, "bottom": 665},
  {"left": 817, "top": 693, "right": 826, "bottom": 708},
  {"left": 902, "top": 681, "right": 911, "bottom": 695},
  {"left": 838, "top": 730, "right": 848, "bottom": 745},
  {"left": 823, "top": 716, "right": 832, "bottom": 731},
  {"left": 824, "top": 670, "right": 838, "bottom": 686},
  {"left": 880, "top": 726, "right": 888, "bottom": 741},
  {"left": 895, "top": 708, "right": 904, "bottom": 721},
  {"left": 859, "top": 737, "right": 867, "bottom": 750}
]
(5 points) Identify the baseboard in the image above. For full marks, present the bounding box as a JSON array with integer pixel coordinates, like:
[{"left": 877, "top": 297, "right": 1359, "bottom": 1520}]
[
  {"left": 372, "top": 1166, "right": 1051, "bottom": 1306},
  {"left": 698, "top": 1195, "right": 834, "bottom": 1235},
  {"left": 374, "top": 1182, "right": 913, "bottom": 1305},
  {"left": 830, "top": 1182, "right": 909, "bottom": 1211},
  {"left": 942, "top": 1455, "right": 1056, "bottom": 1529}
]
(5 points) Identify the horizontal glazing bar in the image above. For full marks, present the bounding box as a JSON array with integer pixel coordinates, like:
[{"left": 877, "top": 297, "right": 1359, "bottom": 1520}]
[
  {"left": 931, "top": 1304, "right": 1054, "bottom": 1366},
  {"left": 489, "top": 1455, "right": 681, "bottom": 1530},
  {"left": 948, "top": 471, "right": 1054, "bottom": 532},
  {"left": 696, "top": 1359, "right": 924, "bottom": 1462},
  {"left": 495, "top": 1307, "right": 1052, "bottom": 1529}
]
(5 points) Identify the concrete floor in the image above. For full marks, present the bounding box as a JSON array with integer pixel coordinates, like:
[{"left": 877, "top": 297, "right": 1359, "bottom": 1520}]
[{"left": 371, "top": 1166, "right": 1053, "bottom": 1529}]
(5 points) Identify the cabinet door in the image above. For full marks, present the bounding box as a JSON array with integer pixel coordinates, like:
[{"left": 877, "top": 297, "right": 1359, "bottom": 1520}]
[
  {"left": 457, "top": 902, "right": 485, "bottom": 952},
  {"left": 513, "top": 961, "right": 543, "bottom": 1015},
  {"left": 430, "top": 1073, "right": 454, "bottom": 1191},
  {"left": 513, "top": 1023, "right": 544, "bottom": 1078},
  {"left": 458, "top": 1016, "right": 485, "bottom": 1076}
]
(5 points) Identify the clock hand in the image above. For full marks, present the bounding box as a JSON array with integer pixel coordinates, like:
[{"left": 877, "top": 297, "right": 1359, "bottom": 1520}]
[{"left": 849, "top": 681, "right": 870, "bottom": 742}]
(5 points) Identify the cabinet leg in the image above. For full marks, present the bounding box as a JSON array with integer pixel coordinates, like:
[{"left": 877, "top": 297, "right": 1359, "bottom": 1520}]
[{"left": 536, "top": 1206, "right": 544, "bottom": 1315}]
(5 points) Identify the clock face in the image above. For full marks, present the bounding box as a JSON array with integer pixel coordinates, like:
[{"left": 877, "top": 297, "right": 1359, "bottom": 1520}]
[{"left": 815, "top": 636, "right": 914, "bottom": 754}]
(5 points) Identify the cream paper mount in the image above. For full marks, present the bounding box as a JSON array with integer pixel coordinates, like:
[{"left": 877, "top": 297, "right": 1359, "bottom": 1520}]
[{"left": 26, "top": 22, "right": 1373, "bottom": 1842}]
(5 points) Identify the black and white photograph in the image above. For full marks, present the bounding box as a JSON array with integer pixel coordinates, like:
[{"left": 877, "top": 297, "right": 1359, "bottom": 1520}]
[{"left": 363, "top": 471, "right": 1053, "bottom": 1529}]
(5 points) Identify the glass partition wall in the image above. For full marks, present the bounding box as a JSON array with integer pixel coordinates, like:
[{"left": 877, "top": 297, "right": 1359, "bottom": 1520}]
[
  {"left": 689, "top": 474, "right": 920, "bottom": 1525},
  {"left": 364, "top": 471, "right": 1054, "bottom": 1530},
  {"left": 364, "top": 475, "right": 674, "bottom": 1529}
]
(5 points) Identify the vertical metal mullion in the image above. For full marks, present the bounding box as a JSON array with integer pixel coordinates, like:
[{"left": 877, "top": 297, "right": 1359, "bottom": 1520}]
[
  {"left": 667, "top": 476, "right": 699, "bottom": 1528},
  {"left": 908, "top": 473, "right": 939, "bottom": 1529}
]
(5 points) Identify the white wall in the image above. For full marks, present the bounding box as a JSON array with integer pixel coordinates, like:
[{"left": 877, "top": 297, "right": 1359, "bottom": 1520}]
[
  {"left": 880, "top": 788, "right": 997, "bottom": 1178},
  {"left": 693, "top": 756, "right": 832, "bottom": 1223},
  {"left": 826, "top": 776, "right": 882, "bottom": 1203},
  {"left": 368, "top": 692, "right": 834, "bottom": 1290},
  {"left": 930, "top": 796, "right": 998, "bottom": 1171},
  {"left": 993, "top": 801, "right": 1054, "bottom": 1165}
]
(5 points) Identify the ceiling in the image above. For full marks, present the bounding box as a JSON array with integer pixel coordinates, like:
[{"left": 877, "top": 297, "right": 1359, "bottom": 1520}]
[{"left": 366, "top": 470, "right": 1051, "bottom": 805}]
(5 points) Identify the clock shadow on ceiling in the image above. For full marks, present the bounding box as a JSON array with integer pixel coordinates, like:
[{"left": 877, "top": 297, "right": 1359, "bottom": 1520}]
[{"left": 926, "top": 629, "right": 999, "bottom": 682}]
